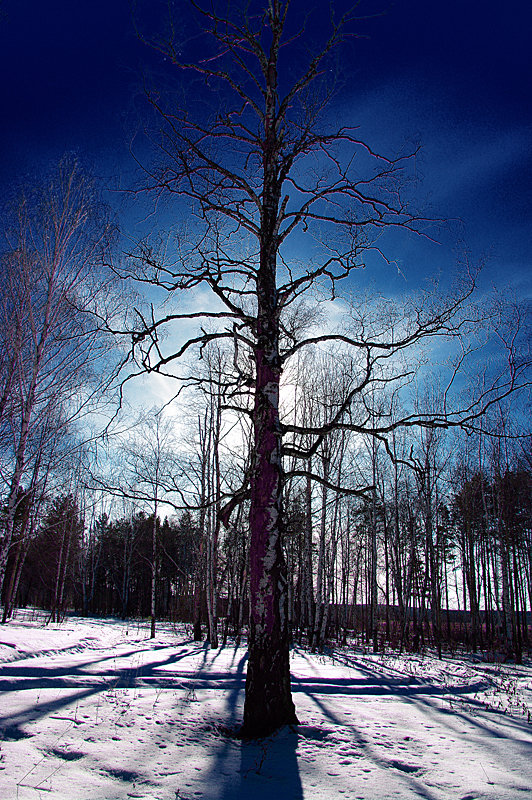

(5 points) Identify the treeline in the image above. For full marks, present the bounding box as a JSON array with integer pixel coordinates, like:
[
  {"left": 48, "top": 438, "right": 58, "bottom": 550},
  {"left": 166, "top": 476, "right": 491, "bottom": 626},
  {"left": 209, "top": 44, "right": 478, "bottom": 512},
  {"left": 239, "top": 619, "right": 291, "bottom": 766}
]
[
  {"left": 3, "top": 429, "right": 530, "bottom": 662},
  {"left": 5, "top": 506, "right": 198, "bottom": 623}
]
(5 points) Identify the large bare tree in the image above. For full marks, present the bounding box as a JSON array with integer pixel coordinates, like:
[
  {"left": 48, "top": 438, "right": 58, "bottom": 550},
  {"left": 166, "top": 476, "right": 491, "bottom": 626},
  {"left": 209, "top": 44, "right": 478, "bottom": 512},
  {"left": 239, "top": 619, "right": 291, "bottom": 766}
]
[{"left": 122, "top": 1, "right": 529, "bottom": 736}]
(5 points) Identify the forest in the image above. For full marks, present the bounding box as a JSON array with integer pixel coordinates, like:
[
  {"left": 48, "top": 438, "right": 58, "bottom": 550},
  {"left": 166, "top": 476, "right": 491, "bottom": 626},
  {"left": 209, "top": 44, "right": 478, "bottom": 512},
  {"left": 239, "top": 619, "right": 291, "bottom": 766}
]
[
  {"left": 3, "top": 409, "right": 531, "bottom": 663},
  {"left": 0, "top": 0, "right": 531, "bottom": 746}
]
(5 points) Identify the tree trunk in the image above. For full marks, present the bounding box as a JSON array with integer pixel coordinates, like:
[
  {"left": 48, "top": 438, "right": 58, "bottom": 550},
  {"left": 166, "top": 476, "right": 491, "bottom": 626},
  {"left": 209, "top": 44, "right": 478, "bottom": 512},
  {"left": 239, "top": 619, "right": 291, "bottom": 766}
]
[
  {"left": 311, "top": 464, "right": 328, "bottom": 652},
  {"left": 150, "top": 505, "right": 157, "bottom": 639},
  {"left": 370, "top": 444, "right": 379, "bottom": 653},
  {"left": 243, "top": 329, "right": 298, "bottom": 734},
  {"left": 2, "top": 535, "right": 24, "bottom": 623},
  {"left": 301, "top": 466, "right": 315, "bottom": 641},
  {"left": 242, "top": 232, "right": 298, "bottom": 735},
  {"left": 192, "top": 532, "right": 204, "bottom": 641},
  {"left": 244, "top": 382, "right": 297, "bottom": 731},
  {"left": 241, "top": 42, "right": 299, "bottom": 735}
]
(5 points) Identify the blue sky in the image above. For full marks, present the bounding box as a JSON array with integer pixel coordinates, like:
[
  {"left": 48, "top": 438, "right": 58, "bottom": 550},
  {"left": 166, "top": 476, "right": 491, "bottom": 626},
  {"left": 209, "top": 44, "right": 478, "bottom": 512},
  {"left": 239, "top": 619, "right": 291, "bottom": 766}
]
[{"left": 1, "top": 0, "right": 531, "bottom": 296}]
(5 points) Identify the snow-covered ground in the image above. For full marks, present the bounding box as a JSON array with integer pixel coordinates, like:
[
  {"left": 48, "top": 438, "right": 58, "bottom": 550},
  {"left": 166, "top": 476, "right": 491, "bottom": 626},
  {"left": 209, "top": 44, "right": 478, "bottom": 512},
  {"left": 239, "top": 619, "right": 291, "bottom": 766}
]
[{"left": 0, "top": 613, "right": 531, "bottom": 799}]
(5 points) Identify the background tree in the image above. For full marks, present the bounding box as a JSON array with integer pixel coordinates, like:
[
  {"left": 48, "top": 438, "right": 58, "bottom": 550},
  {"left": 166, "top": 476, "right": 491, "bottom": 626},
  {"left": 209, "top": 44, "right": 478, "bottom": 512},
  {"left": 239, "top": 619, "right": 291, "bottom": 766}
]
[
  {"left": 0, "top": 157, "right": 116, "bottom": 608},
  {"left": 121, "top": 410, "right": 180, "bottom": 637},
  {"left": 24, "top": 494, "right": 84, "bottom": 622}
]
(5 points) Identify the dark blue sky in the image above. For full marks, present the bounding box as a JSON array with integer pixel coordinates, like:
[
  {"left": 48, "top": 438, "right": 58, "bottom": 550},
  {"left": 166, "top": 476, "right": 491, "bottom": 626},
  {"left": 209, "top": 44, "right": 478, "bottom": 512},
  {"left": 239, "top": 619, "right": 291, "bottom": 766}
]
[{"left": 1, "top": 0, "right": 531, "bottom": 294}]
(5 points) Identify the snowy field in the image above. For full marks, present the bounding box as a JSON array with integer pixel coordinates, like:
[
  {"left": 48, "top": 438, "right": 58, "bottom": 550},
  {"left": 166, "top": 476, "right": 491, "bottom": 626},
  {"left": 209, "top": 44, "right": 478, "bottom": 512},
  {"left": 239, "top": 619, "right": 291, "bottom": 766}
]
[{"left": 0, "top": 613, "right": 531, "bottom": 800}]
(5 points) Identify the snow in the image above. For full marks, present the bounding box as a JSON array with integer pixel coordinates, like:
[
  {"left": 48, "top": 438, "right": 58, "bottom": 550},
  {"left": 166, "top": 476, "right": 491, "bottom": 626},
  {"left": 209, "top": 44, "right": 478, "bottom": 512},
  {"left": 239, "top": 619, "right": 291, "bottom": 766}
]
[{"left": 0, "top": 613, "right": 531, "bottom": 799}]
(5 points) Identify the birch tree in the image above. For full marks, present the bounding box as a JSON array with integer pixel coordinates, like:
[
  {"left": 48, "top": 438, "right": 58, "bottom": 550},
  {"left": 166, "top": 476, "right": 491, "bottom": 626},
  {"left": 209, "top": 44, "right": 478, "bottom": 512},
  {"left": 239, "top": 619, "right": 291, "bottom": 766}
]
[
  {"left": 0, "top": 158, "right": 116, "bottom": 604},
  {"left": 123, "top": 0, "right": 530, "bottom": 735}
]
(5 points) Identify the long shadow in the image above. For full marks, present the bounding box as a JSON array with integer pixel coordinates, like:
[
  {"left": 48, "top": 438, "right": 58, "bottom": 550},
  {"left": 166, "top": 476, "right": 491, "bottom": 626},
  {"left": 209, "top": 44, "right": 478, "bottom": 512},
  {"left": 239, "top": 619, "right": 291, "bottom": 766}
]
[
  {"left": 0, "top": 651, "right": 207, "bottom": 689},
  {"left": 292, "top": 648, "right": 532, "bottom": 796},
  {"left": 400, "top": 686, "right": 532, "bottom": 745},
  {"left": 194, "top": 647, "right": 303, "bottom": 800},
  {"left": 0, "top": 685, "right": 107, "bottom": 741},
  {"left": 0, "top": 636, "right": 246, "bottom": 793},
  {"left": 292, "top": 671, "right": 444, "bottom": 800},
  {"left": 0, "top": 640, "right": 102, "bottom": 665},
  {"left": 1, "top": 653, "right": 485, "bottom": 698},
  {"left": 0, "top": 642, "right": 206, "bottom": 739},
  {"left": 300, "top": 647, "right": 532, "bottom": 738},
  {"left": 0, "top": 640, "right": 201, "bottom": 681},
  {"left": 297, "top": 645, "right": 532, "bottom": 730},
  {"left": 291, "top": 673, "right": 492, "bottom": 699},
  {"left": 388, "top": 675, "right": 532, "bottom": 781},
  {"left": 1, "top": 638, "right": 513, "bottom": 739}
]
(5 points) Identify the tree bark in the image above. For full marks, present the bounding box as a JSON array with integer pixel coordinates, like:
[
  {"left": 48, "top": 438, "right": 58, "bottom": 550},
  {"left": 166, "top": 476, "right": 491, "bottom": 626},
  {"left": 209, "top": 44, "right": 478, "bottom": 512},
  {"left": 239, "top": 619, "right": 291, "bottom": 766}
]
[
  {"left": 150, "top": 505, "right": 157, "bottom": 639},
  {"left": 242, "top": 240, "right": 298, "bottom": 735}
]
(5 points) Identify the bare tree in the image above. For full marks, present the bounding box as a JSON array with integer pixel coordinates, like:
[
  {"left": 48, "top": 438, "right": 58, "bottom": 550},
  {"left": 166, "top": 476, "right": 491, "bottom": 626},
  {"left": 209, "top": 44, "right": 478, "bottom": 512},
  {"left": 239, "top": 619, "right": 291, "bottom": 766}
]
[
  {"left": 120, "top": 410, "right": 180, "bottom": 637},
  {"left": 121, "top": 1, "right": 530, "bottom": 735},
  {"left": 0, "top": 157, "right": 116, "bottom": 605},
  {"left": 1, "top": 412, "right": 73, "bottom": 621}
]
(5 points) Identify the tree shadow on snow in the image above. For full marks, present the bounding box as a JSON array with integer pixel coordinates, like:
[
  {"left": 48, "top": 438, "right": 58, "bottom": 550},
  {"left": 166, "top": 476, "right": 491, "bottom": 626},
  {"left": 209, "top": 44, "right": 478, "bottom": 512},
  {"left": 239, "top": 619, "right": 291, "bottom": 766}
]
[
  {"left": 205, "top": 725, "right": 303, "bottom": 800},
  {"left": 194, "top": 646, "right": 303, "bottom": 800},
  {"left": 290, "top": 650, "right": 532, "bottom": 798},
  {"left": 0, "top": 642, "right": 206, "bottom": 739}
]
